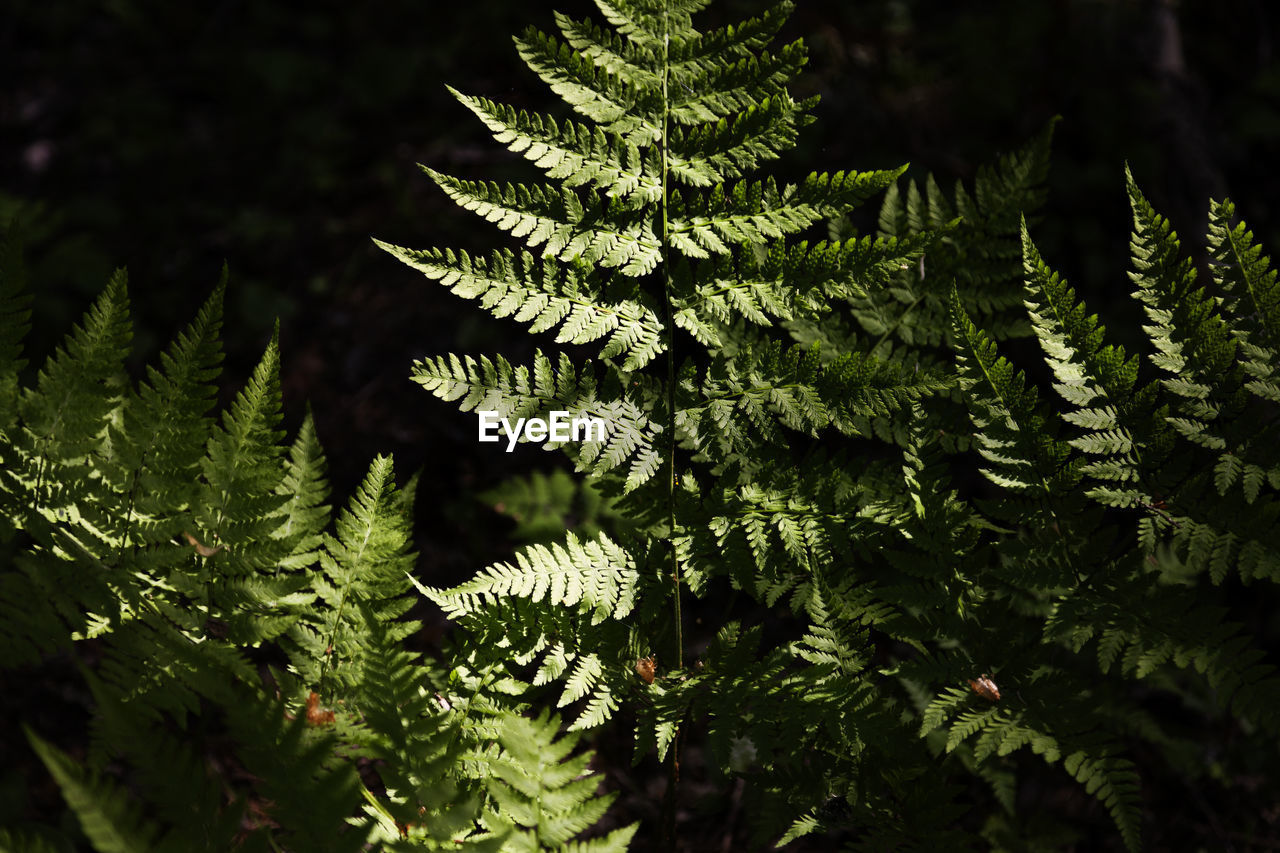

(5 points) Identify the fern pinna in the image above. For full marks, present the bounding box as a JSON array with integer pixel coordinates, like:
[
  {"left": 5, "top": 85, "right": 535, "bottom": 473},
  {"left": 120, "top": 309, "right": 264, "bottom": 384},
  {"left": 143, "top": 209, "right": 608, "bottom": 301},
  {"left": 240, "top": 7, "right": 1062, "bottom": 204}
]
[
  {"left": 382, "top": 0, "right": 1280, "bottom": 849},
  {"left": 0, "top": 225, "right": 635, "bottom": 851}
]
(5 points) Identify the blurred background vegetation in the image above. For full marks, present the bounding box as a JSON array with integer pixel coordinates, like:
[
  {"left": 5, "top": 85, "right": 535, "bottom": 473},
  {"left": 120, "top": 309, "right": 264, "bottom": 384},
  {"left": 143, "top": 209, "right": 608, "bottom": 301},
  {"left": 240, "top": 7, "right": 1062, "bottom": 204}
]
[{"left": 2, "top": 0, "right": 1278, "bottom": 847}]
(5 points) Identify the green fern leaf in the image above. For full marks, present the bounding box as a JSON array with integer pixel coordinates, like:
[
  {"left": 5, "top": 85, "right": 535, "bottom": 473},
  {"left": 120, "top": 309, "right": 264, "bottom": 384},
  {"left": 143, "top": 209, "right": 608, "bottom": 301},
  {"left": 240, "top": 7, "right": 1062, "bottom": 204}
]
[
  {"left": 194, "top": 329, "right": 289, "bottom": 587},
  {"left": 424, "top": 531, "right": 637, "bottom": 625},
  {"left": 482, "top": 711, "right": 637, "bottom": 849},
  {"left": 17, "top": 269, "right": 131, "bottom": 515},
  {"left": 379, "top": 242, "right": 664, "bottom": 370},
  {"left": 26, "top": 727, "right": 161, "bottom": 853}
]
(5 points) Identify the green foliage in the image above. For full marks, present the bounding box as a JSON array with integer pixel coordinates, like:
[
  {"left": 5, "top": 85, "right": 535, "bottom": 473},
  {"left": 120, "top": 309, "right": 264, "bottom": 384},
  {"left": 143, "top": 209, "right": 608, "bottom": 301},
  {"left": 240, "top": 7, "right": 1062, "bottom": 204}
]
[
  {"left": 480, "top": 468, "right": 627, "bottom": 546},
  {"left": 7, "top": 0, "right": 1279, "bottom": 850},
  {"left": 384, "top": 0, "right": 1280, "bottom": 849},
  {"left": 0, "top": 243, "right": 633, "bottom": 851}
]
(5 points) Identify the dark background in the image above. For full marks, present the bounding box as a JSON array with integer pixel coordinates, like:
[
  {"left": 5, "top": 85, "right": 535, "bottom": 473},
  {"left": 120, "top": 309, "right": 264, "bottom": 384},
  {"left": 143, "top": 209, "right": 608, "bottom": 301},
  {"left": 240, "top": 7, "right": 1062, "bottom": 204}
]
[{"left": 3, "top": 0, "right": 1278, "bottom": 847}]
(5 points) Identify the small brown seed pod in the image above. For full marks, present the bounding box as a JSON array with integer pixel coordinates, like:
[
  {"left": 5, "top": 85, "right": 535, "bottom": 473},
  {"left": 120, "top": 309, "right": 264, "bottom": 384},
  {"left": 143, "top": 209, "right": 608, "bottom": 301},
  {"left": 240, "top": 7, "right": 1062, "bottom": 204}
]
[
  {"left": 304, "top": 691, "right": 336, "bottom": 726},
  {"left": 967, "top": 674, "right": 1001, "bottom": 702},
  {"left": 634, "top": 655, "right": 656, "bottom": 685}
]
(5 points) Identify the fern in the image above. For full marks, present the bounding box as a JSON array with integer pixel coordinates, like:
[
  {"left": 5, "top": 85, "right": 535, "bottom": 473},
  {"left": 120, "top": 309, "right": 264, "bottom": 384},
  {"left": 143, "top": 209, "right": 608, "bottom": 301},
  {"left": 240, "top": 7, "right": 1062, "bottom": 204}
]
[
  {"left": 840, "top": 119, "right": 1057, "bottom": 360},
  {"left": 381, "top": 0, "right": 1280, "bottom": 841},
  {"left": 0, "top": 246, "right": 632, "bottom": 852},
  {"left": 8, "top": 0, "right": 1280, "bottom": 849},
  {"left": 478, "top": 711, "right": 638, "bottom": 850},
  {"left": 26, "top": 728, "right": 163, "bottom": 853},
  {"left": 385, "top": 0, "right": 941, "bottom": 782}
]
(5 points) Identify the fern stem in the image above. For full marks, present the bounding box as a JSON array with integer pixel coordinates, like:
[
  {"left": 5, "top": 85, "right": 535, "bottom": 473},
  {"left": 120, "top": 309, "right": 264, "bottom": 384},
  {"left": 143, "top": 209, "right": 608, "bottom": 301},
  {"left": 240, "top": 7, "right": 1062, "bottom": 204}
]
[
  {"left": 659, "top": 0, "right": 682, "bottom": 678},
  {"left": 116, "top": 453, "right": 148, "bottom": 563},
  {"left": 872, "top": 291, "right": 924, "bottom": 354},
  {"left": 660, "top": 6, "right": 684, "bottom": 848},
  {"left": 317, "top": 563, "right": 360, "bottom": 695}
]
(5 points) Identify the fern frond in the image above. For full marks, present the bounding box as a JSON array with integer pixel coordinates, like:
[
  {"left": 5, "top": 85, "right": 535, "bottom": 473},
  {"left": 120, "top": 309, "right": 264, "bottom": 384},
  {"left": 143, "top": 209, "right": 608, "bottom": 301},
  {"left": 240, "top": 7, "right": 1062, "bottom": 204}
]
[
  {"left": 423, "top": 531, "right": 637, "bottom": 625},
  {"left": 479, "top": 711, "right": 638, "bottom": 849},
  {"left": 104, "top": 279, "right": 225, "bottom": 554},
  {"left": 16, "top": 269, "right": 131, "bottom": 514},
  {"left": 952, "top": 290, "right": 1073, "bottom": 497},
  {"left": 1022, "top": 223, "right": 1156, "bottom": 508},
  {"left": 866, "top": 120, "right": 1056, "bottom": 350},
  {"left": 292, "top": 455, "right": 417, "bottom": 696},
  {"left": 668, "top": 169, "right": 903, "bottom": 259},
  {"left": 593, "top": 0, "right": 679, "bottom": 50},
  {"left": 480, "top": 468, "right": 625, "bottom": 545},
  {"left": 194, "top": 330, "right": 289, "bottom": 587},
  {"left": 379, "top": 242, "right": 664, "bottom": 370},
  {"left": 85, "top": 674, "right": 244, "bottom": 851},
  {"left": 555, "top": 11, "right": 661, "bottom": 87},
  {"left": 1128, "top": 170, "right": 1239, "bottom": 409},
  {"left": 26, "top": 728, "right": 161, "bottom": 853},
  {"left": 0, "top": 828, "right": 72, "bottom": 853},
  {"left": 677, "top": 340, "right": 946, "bottom": 471},
  {"left": 670, "top": 232, "right": 934, "bottom": 350},
  {"left": 1208, "top": 197, "right": 1280, "bottom": 403},
  {"left": 670, "top": 1, "right": 791, "bottom": 65},
  {"left": 1062, "top": 744, "right": 1143, "bottom": 853},
  {"left": 227, "top": 695, "right": 368, "bottom": 853},
  {"left": 515, "top": 27, "right": 660, "bottom": 141},
  {"left": 452, "top": 89, "right": 661, "bottom": 203},
  {"left": 1126, "top": 174, "right": 1280, "bottom": 529},
  {"left": 416, "top": 530, "right": 640, "bottom": 730},
  {"left": 426, "top": 168, "right": 662, "bottom": 276},
  {"left": 668, "top": 42, "right": 809, "bottom": 125},
  {"left": 274, "top": 408, "right": 331, "bottom": 569},
  {"left": 667, "top": 93, "right": 812, "bottom": 185},
  {"left": 343, "top": 601, "right": 498, "bottom": 847}
]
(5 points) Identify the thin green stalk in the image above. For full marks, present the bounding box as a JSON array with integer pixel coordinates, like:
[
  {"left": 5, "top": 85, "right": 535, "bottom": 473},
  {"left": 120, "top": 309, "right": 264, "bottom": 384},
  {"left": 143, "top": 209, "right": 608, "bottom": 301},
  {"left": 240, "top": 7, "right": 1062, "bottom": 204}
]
[
  {"left": 659, "top": 5, "right": 683, "bottom": 847},
  {"left": 872, "top": 292, "right": 924, "bottom": 354},
  {"left": 661, "top": 21, "right": 683, "bottom": 675}
]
